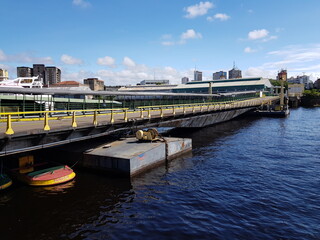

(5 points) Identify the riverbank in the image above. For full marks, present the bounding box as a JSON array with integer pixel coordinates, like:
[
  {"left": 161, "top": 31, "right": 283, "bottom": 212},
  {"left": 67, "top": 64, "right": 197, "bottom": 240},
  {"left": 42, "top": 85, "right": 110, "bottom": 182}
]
[{"left": 301, "top": 90, "right": 320, "bottom": 107}]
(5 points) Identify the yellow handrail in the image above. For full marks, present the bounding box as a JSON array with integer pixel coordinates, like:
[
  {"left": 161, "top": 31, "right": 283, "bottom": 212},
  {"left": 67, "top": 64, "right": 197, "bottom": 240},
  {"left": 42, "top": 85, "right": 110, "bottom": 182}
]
[{"left": 1, "top": 96, "right": 279, "bottom": 135}]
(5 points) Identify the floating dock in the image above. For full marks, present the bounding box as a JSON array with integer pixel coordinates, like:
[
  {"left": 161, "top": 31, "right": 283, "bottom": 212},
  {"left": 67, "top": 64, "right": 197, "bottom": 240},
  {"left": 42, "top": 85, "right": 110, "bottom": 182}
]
[
  {"left": 83, "top": 137, "right": 192, "bottom": 176},
  {"left": 251, "top": 109, "right": 290, "bottom": 117}
]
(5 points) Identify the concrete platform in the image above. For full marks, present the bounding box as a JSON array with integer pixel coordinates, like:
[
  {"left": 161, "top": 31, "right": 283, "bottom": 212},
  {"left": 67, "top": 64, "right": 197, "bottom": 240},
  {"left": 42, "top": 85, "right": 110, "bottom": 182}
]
[{"left": 82, "top": 137, "right": 192, "bottom": 176}]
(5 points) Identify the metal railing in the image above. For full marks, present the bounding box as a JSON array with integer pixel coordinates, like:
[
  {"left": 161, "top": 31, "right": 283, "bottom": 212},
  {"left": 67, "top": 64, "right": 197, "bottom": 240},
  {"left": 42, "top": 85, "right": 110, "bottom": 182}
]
[{"left": 0, "top": 96, "right": 279, "bottom": 136}]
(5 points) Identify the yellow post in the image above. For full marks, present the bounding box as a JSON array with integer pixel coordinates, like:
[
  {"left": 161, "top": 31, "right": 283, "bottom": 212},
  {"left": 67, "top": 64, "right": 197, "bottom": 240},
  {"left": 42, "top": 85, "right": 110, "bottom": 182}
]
[
  {"left": 44, "top": 112, "right": 50, "bottom": 131},
  {"left": 140, "top": 109, "right": 144, "bottom": 119},
  {"left": 72, "top": 111, "right": 77, "bottom": 128},
  {"left": 148, "top": 108, "right": 151, "bottom": 118},
  {"left": 192, "top": 105, "right": 195, "bottom": 114},
  {"left": 160, "top": 107, "right": 163, "bottom": 118},
  {"left": 19, "top": 155, "right": 34, "bottom": 174},
  {"left": 124, "top": 110, "right": 128, "bottom": 122},
  {"left": 5, "top": 115, "right": 14, "bottom": 135},
  {"left": 200, "top": 105, "right": 203, "bottom": 112},
  {"left": 183, "top": 105, "right": 186, "bottom": 115},
  {"left": 93, "top": 110, "right": 98, "bottom": 126},
  {"left": 110, "top": 110, "right": 115, "bottom": 124},
  {"left": 172, "top": 106, "right": 175, "bottom": 116}
]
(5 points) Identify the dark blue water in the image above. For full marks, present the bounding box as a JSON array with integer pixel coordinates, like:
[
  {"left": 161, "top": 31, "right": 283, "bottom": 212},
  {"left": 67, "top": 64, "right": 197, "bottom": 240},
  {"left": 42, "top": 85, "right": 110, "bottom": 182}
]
[{"left": 1, "top": 107, "right": 320, "bottom": 240}]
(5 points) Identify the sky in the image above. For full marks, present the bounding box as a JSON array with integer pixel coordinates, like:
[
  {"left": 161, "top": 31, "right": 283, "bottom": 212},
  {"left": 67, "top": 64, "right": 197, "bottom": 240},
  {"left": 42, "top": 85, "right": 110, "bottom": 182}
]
[{"left": 1, "top": 0, "right": 320, "bottom": 85}]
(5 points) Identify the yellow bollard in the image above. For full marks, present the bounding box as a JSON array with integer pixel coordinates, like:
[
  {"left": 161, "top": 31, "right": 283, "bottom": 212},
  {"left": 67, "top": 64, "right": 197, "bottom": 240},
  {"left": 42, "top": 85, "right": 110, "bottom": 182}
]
[
  {"left": 110, "top": 110, "right": 115, "bottom": 124},
  {"left": 183, "top": 105, "right": 186, "bottom": 115},
  {"left": 124, "top": 110, "right": 128, "bottom": 122},
  {"left": 93, "top": 110, "right": 98, "bottom": 126},
  {"left": 44, "top": 112, "right": 50, "bottom": 131},
  {"left": 140, "top": 109, "right": 144, "bottom": 119},
  {"left": 192, "top": 105, "right": 195, "bottom": 114},
  {"left": 172, "top": 106, "right": 175, "bottom": 116},
  {"left": 72, "top": 111, "right": 77, "bottom": 128},
  {"left": 5, "top": 115, "right": 14, "bottom": 135},
  {"left": 200, "top": 105, "right": 203, "bottom": 112},
  {"left": 148, "top": 108, "right": 151, "bottom": 118},
  {"left": 160, "top": 107, "right": 163, "bottom": 118}
]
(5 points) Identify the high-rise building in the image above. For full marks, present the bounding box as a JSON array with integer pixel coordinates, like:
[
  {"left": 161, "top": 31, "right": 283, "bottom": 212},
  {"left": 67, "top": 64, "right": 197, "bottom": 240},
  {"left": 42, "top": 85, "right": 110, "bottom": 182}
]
[
  {"left": 45, "top": 67, "right": 61, "bottom": 85},
  {"left": 84, "top": 78, "right": 104, "bottom": 91},
  {"left": 181, "top": 77, "right": 189, "bottom": 84},
  {"left": 213, "top": 71, "right": 227, "bottom": 80},
  {"left": 194, "top": 71, "right": 202, "bottom": 81},
  {"left": 0, "top": 68, "right": 9, "bottom": 81},
  {"left": 33, "top": 64, "right": 46, "bottom": 84},
  {"left": 17, "top": 67, "right": 33, "bottom": 77},
  {"left": 277, "top": 69, "right": 287, "bottom": 81},
  {"left": 228, "top": 66, "right": 242, "bottom": 79}
]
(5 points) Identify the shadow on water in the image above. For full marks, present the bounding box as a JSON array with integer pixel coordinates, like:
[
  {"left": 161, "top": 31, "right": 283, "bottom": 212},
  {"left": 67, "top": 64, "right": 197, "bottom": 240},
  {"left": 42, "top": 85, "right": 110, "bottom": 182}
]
[
  {"left": 165, "top": 115, "right": 261, "bottom": 148},
  {"left": 132, "top": 115, "right": 262, "bottom": 186},
  {"left": 0, "top": 170, "right": 133, "bottom": 240}
]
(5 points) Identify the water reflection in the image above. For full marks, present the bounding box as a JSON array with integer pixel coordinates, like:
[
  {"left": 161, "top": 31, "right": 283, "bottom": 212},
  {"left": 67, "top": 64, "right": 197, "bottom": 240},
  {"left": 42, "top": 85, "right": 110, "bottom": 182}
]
[
  {"left": 2, "top": 109, "right": 319, "bottom": 240},
  {"left": 0, "top": 171, "right": 133, "bottom": 240},
  {"left": 32, "top": 180, "right": 76, "bottom": 196}
]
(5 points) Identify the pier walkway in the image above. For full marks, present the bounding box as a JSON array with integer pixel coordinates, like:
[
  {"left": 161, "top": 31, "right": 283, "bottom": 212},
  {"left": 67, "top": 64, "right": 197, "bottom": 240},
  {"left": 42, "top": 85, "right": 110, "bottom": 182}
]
[{"left": 0, "top": 88, "right": 279, "bottom": 156}]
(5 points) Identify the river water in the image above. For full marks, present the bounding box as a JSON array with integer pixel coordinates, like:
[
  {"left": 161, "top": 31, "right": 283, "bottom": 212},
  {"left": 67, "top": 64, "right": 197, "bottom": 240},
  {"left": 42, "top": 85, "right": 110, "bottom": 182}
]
[{"left": 1, "top": 107, "right": 319, "bottom": 240}]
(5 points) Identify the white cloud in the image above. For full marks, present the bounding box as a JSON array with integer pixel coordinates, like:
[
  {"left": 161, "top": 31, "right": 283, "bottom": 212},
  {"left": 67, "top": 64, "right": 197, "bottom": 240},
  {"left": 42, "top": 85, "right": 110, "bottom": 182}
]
[
  {"left": 181, "top": 29, "right": 202, "bottom": 40},
  {"left": 244, "top": 44, "right": 320, "bottom": 81},
  {"left": 97, "top": 56, "right": 116, "bottom": 67},
  {"left": 184, "top": 1, "right": 214, "bottom": 19},
  {"left": 72, "top": 0, "right": 91, "bottom": 8},
  {"left": 0, "top": 49, "right": 53, "bottom": 64},
  {"left": 244, "top": 47, "right": 256, "bottom": 53},
  {"left": 271, "top": 45, "right": 320, "bottom": 60},
  {"left": 123, "top": 57, "right": 136, "bottom": 67},
  {"left": 207, "top": 13, "right": 230, "bottom": 21},
  {"left": 37, "top": 57, "right": 54, "bottom": 64},
  {"left": 161, "top": 29, "right": 202, "bottom": 46},
  {"left": 97, "top": 64, "right": 188, "bottom": 86},
  {"left": 62, "top": 69, "right": 94, "bottom": 82},
  {"left": 244, "top": 67, "right": 276, "bottom": 78},
  {"left": 0, "top": 49, "right": 7, "bottom": 61},
  {"left": 161, "top": 34, "right": 172, "bottom": 40},
  {"left": 262, "top": 36, "right": 278, "bottom": 42},
  {"left": 161, "top": 41, "right": 175, "bottom": 46},
  {"left": 61, "top": 54, "right": 83, "bottom": 65},
  {"left": 248, "top": 29, "right": 269, "bottom": 40}
]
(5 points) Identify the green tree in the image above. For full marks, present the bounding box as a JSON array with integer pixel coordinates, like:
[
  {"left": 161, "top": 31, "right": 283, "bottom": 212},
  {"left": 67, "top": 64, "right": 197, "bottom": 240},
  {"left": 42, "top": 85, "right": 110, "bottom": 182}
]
[{"left": 269, "top": 79, "right": 289, "bottom": 90}]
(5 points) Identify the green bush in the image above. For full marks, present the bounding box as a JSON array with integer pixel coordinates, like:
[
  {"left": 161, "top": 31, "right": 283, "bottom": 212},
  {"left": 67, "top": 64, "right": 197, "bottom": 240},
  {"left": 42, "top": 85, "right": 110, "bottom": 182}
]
[{"left": 303, "top": 89, "right": 320, "bottom": 98}]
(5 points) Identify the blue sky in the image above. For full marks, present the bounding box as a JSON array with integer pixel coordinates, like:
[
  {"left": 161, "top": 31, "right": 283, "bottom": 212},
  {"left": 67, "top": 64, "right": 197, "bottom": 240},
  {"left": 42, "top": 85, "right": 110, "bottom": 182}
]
[{"left": 1, "top": 0, "right": 320, "bottom": 85}]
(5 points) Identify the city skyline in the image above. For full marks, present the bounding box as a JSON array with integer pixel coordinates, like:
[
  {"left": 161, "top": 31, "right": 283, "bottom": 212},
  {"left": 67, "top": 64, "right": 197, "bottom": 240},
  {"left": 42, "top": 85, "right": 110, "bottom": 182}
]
[{"left": 1, "top": 0, "right": 320, "bottom": 85}]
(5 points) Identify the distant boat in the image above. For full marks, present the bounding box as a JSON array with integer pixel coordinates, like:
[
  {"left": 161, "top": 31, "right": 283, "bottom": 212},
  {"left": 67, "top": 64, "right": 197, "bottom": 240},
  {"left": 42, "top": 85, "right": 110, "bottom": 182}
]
[
  {"left": 0, "top": 76, "right": 43, "bottom": 88},
  {"left": 0, "top": 174, "right": 12, "bottom": 190},
  {"left": 12, "top": 163, "right": 76, "bottom": 186}
]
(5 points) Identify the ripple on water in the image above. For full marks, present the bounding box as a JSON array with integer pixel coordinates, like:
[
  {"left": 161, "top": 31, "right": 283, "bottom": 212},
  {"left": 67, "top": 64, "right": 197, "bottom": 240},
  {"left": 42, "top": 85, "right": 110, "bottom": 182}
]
[{"left": 1, "top": 108, "right": 320, "bottom": 240}]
